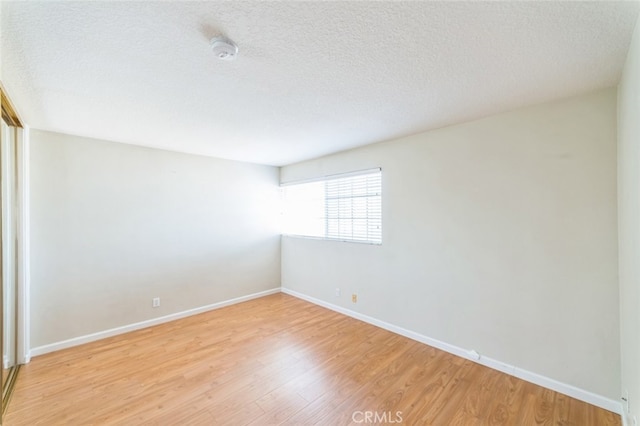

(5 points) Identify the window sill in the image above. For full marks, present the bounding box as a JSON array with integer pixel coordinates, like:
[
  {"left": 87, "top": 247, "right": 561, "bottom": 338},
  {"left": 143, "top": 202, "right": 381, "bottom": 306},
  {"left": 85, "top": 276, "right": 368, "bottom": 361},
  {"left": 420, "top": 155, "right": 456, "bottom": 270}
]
[{"left": 281, "top": 234, "right": 382, "bottom": 245}]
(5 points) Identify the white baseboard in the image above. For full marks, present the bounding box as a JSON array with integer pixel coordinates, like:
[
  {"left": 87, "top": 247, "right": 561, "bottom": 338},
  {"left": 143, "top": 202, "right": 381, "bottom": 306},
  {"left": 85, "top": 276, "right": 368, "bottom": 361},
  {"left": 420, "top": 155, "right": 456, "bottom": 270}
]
[
  {"left": 281, "top": 287, "right": 623, "bottom": 416},
  {"left": 27, "top": 286, "right": 624, "bottom": 418},
  {"left": 30, "top": 288, "right": 281, "bottom": 357},
  {"left": 621, "top": 413, "right": 639, "bottom": 426}
]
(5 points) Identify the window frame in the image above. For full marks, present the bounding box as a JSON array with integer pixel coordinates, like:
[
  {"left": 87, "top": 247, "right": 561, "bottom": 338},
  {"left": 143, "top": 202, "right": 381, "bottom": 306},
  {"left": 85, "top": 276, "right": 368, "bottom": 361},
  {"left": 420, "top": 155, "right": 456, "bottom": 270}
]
[{"left": 281, "top": 168, "right": 382, "bottom": 245}]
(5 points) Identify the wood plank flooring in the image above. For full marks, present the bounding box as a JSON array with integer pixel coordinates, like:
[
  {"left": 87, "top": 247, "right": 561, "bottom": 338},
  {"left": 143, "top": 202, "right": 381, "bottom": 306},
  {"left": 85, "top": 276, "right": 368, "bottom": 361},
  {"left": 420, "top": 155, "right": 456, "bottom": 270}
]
[{"left": 4, "top": 293, "right": 620, "bottom": 425}]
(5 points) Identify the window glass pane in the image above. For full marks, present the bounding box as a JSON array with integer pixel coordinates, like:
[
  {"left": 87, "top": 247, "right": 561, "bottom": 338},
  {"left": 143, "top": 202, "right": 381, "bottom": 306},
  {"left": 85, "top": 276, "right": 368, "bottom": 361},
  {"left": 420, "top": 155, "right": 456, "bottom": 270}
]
[
  {"left": 281, "top": 181, "right": 324, "bottom": 237},
  {"left": 281, "top": 169, "right": 381, "bottom": 244}
]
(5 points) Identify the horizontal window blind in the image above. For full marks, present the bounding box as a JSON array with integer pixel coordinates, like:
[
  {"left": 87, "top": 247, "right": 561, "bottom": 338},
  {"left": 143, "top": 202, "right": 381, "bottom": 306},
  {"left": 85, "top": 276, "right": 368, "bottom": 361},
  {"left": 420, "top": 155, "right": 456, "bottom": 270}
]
[
  {"left": 324, "top": 171, "right": 381, "bottom": 243},
  {"left": 282, "top": 169, "right": 382, "bottom": 244}
]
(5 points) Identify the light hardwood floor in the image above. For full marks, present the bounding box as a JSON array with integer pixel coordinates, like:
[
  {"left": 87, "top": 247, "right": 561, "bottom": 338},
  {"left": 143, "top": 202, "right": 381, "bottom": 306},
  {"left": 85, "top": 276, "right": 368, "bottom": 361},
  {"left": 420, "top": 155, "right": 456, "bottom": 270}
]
[{"left": 5, "top": 293, "right": 620, "bottom": 425}]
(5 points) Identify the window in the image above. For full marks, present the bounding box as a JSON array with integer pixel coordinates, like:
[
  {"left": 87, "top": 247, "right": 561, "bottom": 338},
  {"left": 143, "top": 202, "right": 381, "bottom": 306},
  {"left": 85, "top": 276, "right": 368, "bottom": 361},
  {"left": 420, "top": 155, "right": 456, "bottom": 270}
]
[{"left": 282, "top": 169, "right": 382, "bottom": 244}]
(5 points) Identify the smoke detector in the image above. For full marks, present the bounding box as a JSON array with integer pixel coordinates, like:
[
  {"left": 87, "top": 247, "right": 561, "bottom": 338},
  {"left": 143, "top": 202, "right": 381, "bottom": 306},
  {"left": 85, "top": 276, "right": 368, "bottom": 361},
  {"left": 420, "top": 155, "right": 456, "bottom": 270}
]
[{"left": 210, "top": 36, "right": 238, "bottom": 61}]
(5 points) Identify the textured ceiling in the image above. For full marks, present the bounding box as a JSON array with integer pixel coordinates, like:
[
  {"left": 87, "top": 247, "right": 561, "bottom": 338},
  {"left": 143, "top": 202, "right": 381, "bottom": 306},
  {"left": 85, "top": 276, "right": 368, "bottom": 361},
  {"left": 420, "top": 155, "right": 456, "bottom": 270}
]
[{"left": 1, "top": 1, "right": 639, "bottom": 166}]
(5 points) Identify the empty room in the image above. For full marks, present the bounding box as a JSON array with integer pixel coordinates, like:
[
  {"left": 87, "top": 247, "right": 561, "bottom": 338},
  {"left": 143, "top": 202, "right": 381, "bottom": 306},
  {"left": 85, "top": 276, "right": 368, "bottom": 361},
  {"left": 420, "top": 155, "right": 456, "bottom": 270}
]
[{"left": 0, "top": 1, "right": 639, "bottom": 425}]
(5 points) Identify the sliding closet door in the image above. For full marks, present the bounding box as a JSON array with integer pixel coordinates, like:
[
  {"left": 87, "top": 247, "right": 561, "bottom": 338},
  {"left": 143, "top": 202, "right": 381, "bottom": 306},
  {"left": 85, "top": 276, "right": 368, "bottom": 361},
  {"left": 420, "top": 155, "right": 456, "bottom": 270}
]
[
  {"left": 0, "top": 116, "right": 18, "bottom": 422},
  {"left": 0, "top": 86, "right": 23, "bottom": 424},
  {"left": 0, "top": 115, "right": 4, "bottom": 424}
]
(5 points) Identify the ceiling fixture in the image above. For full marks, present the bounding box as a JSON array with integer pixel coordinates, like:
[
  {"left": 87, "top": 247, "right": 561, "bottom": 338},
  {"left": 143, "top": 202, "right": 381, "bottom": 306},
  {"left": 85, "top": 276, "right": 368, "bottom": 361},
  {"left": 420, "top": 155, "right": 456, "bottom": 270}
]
[{"left": 210, "top": 36, "right": 238, "bottom": 61}]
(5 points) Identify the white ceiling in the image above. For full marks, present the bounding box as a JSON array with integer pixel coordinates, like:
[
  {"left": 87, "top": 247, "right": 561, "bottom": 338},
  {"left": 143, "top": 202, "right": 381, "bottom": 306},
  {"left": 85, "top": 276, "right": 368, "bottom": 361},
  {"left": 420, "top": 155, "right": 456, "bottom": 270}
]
[{"left": 2, "top": 1, "right": 639, "bottom": 166}]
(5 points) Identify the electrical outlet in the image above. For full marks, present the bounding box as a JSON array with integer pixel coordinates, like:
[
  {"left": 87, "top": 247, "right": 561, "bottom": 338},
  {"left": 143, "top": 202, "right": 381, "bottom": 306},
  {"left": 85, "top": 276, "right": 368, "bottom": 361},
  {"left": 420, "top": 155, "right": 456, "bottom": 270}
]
[
  {"left": 152, "top": 297, "right": 160, "bottom": 308},
  {"left": 352, "top": 294, "right": 357, "bottom": 303},
  {"left": 335, "top": 288, "right": 341, "bottom": 297}
]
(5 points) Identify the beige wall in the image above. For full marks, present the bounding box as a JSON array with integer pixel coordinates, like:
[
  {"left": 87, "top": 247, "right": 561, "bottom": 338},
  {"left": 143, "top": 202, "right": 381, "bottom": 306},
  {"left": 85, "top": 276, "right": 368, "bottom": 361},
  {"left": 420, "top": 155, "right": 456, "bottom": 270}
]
[
  {"left": 618, "top": 14, "right": 640, "bottom": 426},
  {"left": 29, "top": 130, "right": 281, "bottom": 348},
  {"left": 281, "top": 89, "right": 619, "bottom": 400}
]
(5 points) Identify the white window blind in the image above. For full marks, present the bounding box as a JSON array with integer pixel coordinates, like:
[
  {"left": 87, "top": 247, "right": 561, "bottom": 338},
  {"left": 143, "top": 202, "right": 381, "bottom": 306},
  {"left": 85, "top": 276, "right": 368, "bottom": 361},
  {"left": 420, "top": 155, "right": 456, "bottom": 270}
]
[{"left": 282, "top": 169, "right": 382, "bottom": 244}]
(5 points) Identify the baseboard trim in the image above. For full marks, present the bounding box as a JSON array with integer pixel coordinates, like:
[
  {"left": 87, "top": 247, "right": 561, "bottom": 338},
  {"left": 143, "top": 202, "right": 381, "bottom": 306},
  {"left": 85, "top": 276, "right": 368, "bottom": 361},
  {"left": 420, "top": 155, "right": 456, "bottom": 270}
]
[
  {"left": 30, "top": 288, "right": 281, "bottom": 357},
  {"left": 281, "top": 287, "right": 623, "bottom": 416},
  {"left": 621, "top": 413, "right": 629, "bottom": 426}
]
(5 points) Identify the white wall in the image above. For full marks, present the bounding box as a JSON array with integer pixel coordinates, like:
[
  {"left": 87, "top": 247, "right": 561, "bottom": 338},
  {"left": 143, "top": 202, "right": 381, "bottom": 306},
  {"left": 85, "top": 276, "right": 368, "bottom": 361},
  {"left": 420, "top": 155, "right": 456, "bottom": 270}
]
[
  {"left": 618, "top": 13, "right": 640, "bottom": 426},
  {"left": 29, "top": 130, "right": 281, "bottom": 348},
  {"left": 281, "top": 89, "right": 619, "bottom": 401}
]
